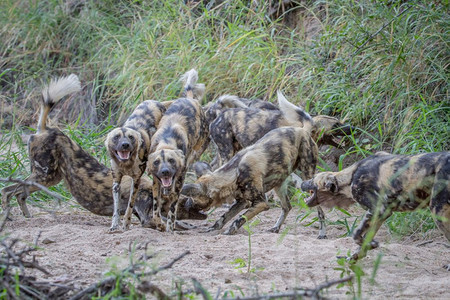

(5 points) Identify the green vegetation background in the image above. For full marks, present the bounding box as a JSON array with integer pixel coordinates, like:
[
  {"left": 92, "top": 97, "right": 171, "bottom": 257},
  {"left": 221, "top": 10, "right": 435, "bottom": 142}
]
[{"left": 0, "top": 0, "right": 449, "bottom": 234}]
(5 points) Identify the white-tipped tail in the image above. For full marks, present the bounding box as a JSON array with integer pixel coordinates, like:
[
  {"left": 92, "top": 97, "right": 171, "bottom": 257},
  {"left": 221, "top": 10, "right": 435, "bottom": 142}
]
[
  {"left": 217, "top": 95, "right": 247, "bottom": 109},
  {"left": 42, "top": 74, "right": 81, "bottom": 105},
  {"left": 180, "top": 69, "right": 205, "bottom": 102},
  {"left": 277, "top": 90, "right": 313, "bottom": 132},
  {"left": 38, "top": 74, "right": 81, "bottom": 133}
]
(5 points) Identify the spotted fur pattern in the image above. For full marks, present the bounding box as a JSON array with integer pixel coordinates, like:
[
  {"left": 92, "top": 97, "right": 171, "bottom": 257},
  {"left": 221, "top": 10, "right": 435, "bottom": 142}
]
[
  {"left": 182, "top": 126, "right": 318, "bottom": 235},
  {"left": 1, "top": 75, "right": 205, "bottom": 225},
  {"left": 301, "top": 151, "right": 450, "bottom": 269},
  {"left": 148, "top": 69, "right": 209, "bottom": 232},
  {"left": 105, "top": 100, "right": 170, "bottom": 232}
]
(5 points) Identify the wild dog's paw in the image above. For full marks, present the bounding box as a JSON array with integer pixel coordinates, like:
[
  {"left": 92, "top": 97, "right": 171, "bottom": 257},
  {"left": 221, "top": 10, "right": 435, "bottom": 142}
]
[
  {"left": 107, "top": 226, "right": 123, "bottom": 234},
  {"left": 317, "top": 234, "right": 328, "bottom": 239},
  {"left": 268, "top": 227, "right": 280, "bottom": 233},
  {"left": 443, "top": 263, "right": 450, "bottom": 271}
]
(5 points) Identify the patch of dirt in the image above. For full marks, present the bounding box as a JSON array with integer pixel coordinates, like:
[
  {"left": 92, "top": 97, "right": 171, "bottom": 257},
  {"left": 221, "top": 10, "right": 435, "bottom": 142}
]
[{"left": 3, "top": 201, "right": 449, "bottom": 299}]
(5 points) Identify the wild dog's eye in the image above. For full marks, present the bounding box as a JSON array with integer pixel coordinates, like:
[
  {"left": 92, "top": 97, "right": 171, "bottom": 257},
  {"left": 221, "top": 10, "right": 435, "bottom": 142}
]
[
  {"left": 129, "top": 135, "right": 135, "bottom": 141},
  {"left": 153, "top": 160, "right": 160, "bottom": 166},
  {"left": 113, "top": 135, "right": 120, "bottom": 141},
  {"left": 168, "top": 158, "right": 175, "bottom": 165}
]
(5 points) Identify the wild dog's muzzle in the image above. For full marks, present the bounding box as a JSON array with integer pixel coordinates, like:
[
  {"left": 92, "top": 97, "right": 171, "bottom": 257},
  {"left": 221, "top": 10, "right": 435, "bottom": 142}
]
[
  {"left": 156, "top": 165, "right": 176, "bottom": 195},
  {"left": 300, "top": 179, "right": 319, "bottom": 207},
  {"left": 115, "top": 139, "right": 133, "bottom": 161}
]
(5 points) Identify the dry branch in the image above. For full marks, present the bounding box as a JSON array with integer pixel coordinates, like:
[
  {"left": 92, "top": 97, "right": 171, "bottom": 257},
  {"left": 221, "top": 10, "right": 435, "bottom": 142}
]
[
  {"left": 219, "top": 276, "right": 353, "bottom": 300},
  {"left": 0, "top": 177, "right": 65, "bottom": 203},
  {"left": 69, "top": 250, "right": 191, "bottom": 300}
]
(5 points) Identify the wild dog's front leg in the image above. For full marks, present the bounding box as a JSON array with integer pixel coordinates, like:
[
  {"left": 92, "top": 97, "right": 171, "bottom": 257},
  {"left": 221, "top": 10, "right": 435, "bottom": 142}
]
[
  {"left": 2, "top": 172, "right": 57, "bottom": 218},
  {"left": 108, "top": 180, "right": 122, "bottom": 233},
  {"left": 121, "top": 177, "right": 142, "bottom": 231},
  {"left": 1, "top": 184, "right": 33, "bottom": 218},
  {"left": 206, "top": 200, "right": 248, "bottom": 233},
  {"left": 317, "top": 206, "right": 327, "bottom": 239},
  {"left": 150, "top": 181, "right": 166, "bottom": 231},
  {"left": 269, "top": 185, "right": 292, "bottom": 233},
  {"left": 224, "top": 194, "right": 269, "bottom": 235},
  {"left": 350, "top": 210, "right": 388, "bottom": 261},
  {"left": 165, "top": 195, "right": 178, "bottom": 233}
]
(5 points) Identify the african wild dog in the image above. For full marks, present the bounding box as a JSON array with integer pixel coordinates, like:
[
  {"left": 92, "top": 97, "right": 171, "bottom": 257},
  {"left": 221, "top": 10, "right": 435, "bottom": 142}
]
[
  {"left": 207, "top": 92, "right": 353, "bottom": 238},
  {"left": 148, "top": 69, "right": 209, "bottom": 232},
  {"left": 209, "top": 93, "right": 352, "bottom": 167},
  {"left": 0, "top": 75, "right": 205, "bottom": 225},
  {"left": 182, "top": 125, "right": 318, "bottom": 235},
  {"left": 301, "top": 151, "right": 450, "bottom": 269},
  {"left": 105, "top": 100, "right": 172, "bottom": 232}
]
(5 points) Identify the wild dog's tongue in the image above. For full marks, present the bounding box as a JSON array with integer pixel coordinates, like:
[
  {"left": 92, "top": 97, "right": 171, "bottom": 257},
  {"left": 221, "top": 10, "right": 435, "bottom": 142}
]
[
  {"left": 117, "top": 151, "right": 130, "bottom": 160},
  {"left": 161, "top": 177, "right": 172, "bottom": 187}
]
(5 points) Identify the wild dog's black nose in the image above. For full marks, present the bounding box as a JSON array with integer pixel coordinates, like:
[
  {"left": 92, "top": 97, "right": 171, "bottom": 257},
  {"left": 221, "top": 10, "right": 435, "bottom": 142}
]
[
  {"left": 161, "top": 168, "right": 170, "bottom": 176},
  {"left": 121, "top": 142, "right": 130, "bottom": 149}
]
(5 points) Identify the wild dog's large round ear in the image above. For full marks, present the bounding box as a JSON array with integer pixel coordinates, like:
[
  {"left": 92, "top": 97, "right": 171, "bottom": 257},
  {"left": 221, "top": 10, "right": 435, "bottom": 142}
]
[
  {"left": 181, "top": 183, "right": 204, "bottom": 198},
  {"left": 325, "top": 175, "right": 339, "bottom": 194},
  {"left": 175, "top": 149, "right": 185, "bottom": 162}
]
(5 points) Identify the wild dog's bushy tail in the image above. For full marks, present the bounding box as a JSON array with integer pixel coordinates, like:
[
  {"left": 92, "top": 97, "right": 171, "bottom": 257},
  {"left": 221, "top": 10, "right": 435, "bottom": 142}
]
[
  {"left": 38, "top": 74, "right": 81, "bottom": 133},
  {"left": 216, "top": 95, "right": 247, "bottom": 109},
  {"left": 277, "top": 90, "right": 314, "bottom": 133},
  {"left": 180, "top": 69, "right": 205, "bottom": 102}
]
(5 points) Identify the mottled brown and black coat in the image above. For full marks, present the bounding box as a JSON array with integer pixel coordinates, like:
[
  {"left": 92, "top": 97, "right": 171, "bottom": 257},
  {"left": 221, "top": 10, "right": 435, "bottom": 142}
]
[
  {"left": 1, "top": 75, "right": 204, "bottom": 226},
  {"left": 105, "top": 100, "right": 170, "bottom": 232},
  {"left": 301, "top": 151, "right": 450, "bottom": 269},
  {"left": 182, "top": 126, "right": 318, "bottom": 235},
  {"left": 209, "top": 92, "right": 352, "bottom": 167},
  {"left": 148, "top": 69, "right": 209, "bottom": 231}
]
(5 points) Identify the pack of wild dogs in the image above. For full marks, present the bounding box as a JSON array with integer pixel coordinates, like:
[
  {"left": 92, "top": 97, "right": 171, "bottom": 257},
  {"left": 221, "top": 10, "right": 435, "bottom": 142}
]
[{"left": 1, "top": 71, "right": 449, "bottom": 269}]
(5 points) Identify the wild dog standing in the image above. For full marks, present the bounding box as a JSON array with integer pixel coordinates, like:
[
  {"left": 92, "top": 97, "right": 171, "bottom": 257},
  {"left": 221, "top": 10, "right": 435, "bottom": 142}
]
[
  {"left": 208, "top": 92, "right": 353, "bottom": 237},
  {"left": 1, "top": 75, "right": 205, "bottom": 224},
  {"left": 148, "top": 69, "right": 208, "bottom": 232},
  {"left": 209, "top": 93, "right": 352, "bottom": 167},
  {"left": 301, "top": 151, "right": 450, "bottom": 269},
  {"left": 105, "top": 100, "right": 171, "bottom": 232},
  {"left": 181, "top": 124, "right": 318, "bottom": 235}
]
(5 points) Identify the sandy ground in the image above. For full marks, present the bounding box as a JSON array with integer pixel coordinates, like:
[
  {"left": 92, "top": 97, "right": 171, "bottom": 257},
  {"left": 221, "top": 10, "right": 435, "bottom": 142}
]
[{"left": 3, "top": 199, "right": 449, "bottom": 299}]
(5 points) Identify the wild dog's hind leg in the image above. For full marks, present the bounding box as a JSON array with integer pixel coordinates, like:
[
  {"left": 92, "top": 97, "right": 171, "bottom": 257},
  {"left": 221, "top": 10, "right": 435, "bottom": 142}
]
[
  {"left": 224, "top": 193, "right": 269, "bottom": 235},
  {"left": 269, "top": 183, "right": 292, "bottom": 233},
  {"left": 350, "top": 210, "right": 390, "bottom": 261}
]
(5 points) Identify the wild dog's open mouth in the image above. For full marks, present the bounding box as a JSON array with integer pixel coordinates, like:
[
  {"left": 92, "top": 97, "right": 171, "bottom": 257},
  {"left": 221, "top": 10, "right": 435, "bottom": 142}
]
[
  {"left": 160, "top": 176, "right": 173, "bottom": 188},
  {"left": 304, "top": 189, "right": 317, "bottom": 207},
  {"left": 116, "top": 150, "right": 131, "bottom": 161}
]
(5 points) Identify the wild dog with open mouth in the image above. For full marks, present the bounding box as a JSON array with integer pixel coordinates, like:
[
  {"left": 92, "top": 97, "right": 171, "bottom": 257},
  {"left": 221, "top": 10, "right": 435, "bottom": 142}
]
[
  {"left": 105, "top": 99, "right": 172, "bottom": 232},
  {"left": 181, "top": 124, "right": 318, "bottom": 235},
  {"left": 301, "top": 151, "right": 450, "bottom": 269},
  {"left": 207, "top": 92, "right": 353, "bottom": 237},
  {"left": 148, "top": 69, "right": 209, "bottom": 232},
  {"left": 1, "top": 75, "right": 206, "bottom": 225}
]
